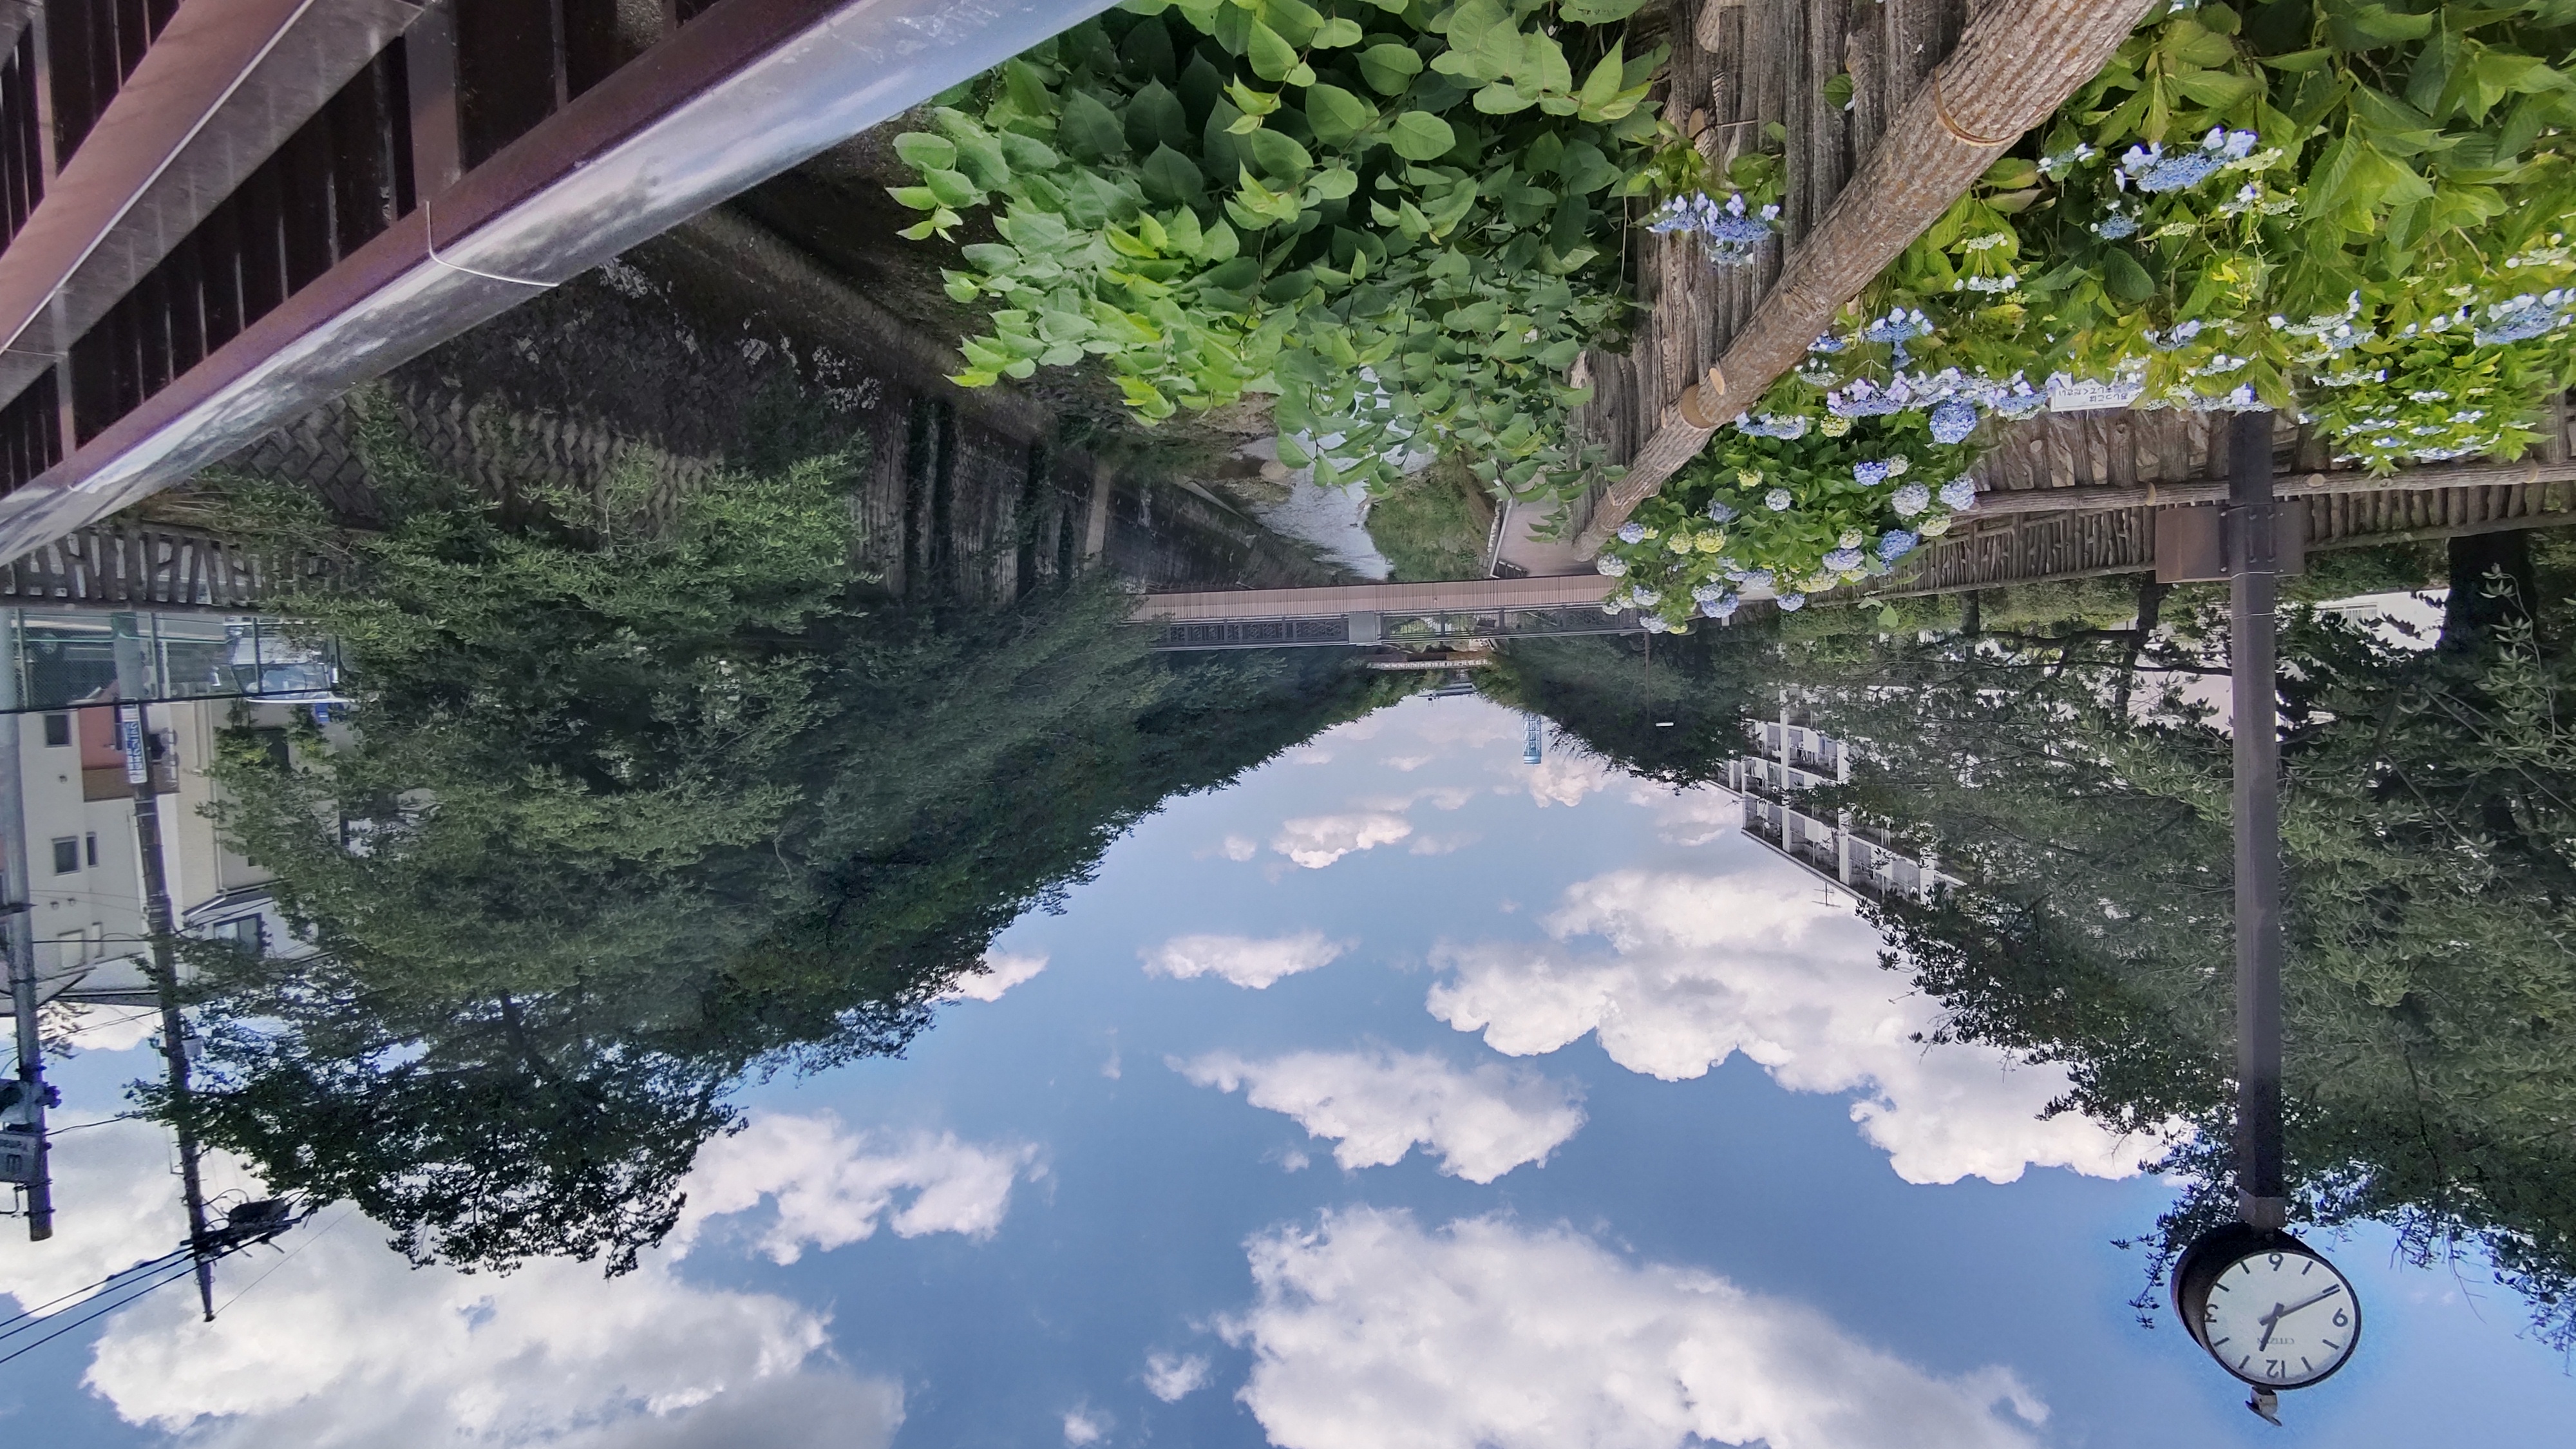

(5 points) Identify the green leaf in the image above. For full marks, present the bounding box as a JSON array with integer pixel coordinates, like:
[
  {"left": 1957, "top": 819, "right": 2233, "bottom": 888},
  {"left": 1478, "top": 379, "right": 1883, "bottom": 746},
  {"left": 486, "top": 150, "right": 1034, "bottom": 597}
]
[
  {"left": 893, "top": 133, "right": 956, "bottom": 172},
  {"left": 1314, "top": 17, "right": 1363, "bottom": 47},
  {"left": 1305, "top": 82, "right": 1377, "bottom": 144},
  {"left": 1058, "top": 90, "right": 1130, "bottom": 162},
  {"left": 1247, "top": 21, "right": 1300, "bottom": 82},
  {"left": 2174, "top": 68, "right": 2257, "bottom": 109},
  {"left": 1126, "top": 80, "right": 1191, "bottom": 152},
  {"left": 1141, "top": 143, "right": 1209, "bottom": 204},
  {"left": 1358, "top": 43, "right": 1424, "bottom": 95},
  {"left": 1475, "top": 82, "right": 1537, "bottom": 113},
  {"left": 1557, "top": 0, "right": 1647, "bottom": 21},
  {"left": 1247, "top": 126, "right": 1316, "bottom": 182},
  {"left": 2103, "top": 247, "right": 2154, "bottom": 303},
  {"left": 1388, "top": 110, "right": 1457, "bottom": 160},
  {"left": 923, "top": 168, "right": 983, "bottom": 208},
  {"left": 1303, "top": 164, "right": 1360, "bottom": 202},
  {"left": 2262, "top": 47, "right": 2333, "bottom": 72},
  {"left": 1822, "top": 70, "right": 1854, "bottom": 111}
]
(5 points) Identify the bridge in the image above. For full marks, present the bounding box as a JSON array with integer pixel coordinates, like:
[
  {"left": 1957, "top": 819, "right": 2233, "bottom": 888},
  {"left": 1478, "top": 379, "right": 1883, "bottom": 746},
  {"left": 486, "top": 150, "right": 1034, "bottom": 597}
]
[{"left": 1133, "top": 573, "right": 1643, "bottom": 652}]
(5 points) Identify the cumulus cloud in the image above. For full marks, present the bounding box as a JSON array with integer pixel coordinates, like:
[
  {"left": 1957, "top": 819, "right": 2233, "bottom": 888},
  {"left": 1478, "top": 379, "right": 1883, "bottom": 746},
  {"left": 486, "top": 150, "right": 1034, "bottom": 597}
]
[
  {"left": 1063, "top": 1406, "right": 1110, "bottom": 1444},
  {"left": 1142, "top": 1350, "right": 1213, "bottom": 1401},
  {"left": 40, "top": 1120, "right": 905, "bottom": 1449},
  {"left": 1143, "top": 931, "right": 1347, "bottom": 989},
  {"left": 937, "top": 949, "right": 1048, "bottom": 1003},
  {"left": 1426, "top": 867, "right": 2155, "bottom": 1184},
  {"left": 1227, "top": 1208, "right": 2045, "bottom": 1449},
  {"left": 1640, "top": 783, "right": 1739, "bottom": 846},
  {"left": 1271, "top": 812, "right": 1412, "bottom": 867},
  {"left": 1177, "top": 1048, "right": 1584, "bottom": 1183},
  {"left": 678, "top": 1112, "right": 1041, "bottom": 1262},
  {"left": 1505, "top": 753, "right": 1625, "bottom": 808},
  {"left": 1204, "top": 835, "right": 1259, "bottom": 862}
]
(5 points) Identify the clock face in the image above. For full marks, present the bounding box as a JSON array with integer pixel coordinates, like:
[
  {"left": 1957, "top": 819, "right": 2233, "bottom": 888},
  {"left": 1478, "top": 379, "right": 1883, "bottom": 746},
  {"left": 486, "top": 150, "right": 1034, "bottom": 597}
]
[{"left": 2196, "top": 1247, "right": 2361, "bottom": 1388}]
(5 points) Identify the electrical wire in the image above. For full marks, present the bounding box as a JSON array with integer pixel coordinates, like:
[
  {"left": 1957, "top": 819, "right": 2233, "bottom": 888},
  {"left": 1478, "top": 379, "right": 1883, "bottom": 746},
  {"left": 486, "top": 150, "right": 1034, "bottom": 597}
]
[
  {"left": 208, "top": 1208, "right": 343, "bottom": 1318},
  {"left": 0, "top": 1247, "right": 193, "bottom": 1334},
  {"left": 0, "top": 1257, "right": 206, "bottom": 1370}
]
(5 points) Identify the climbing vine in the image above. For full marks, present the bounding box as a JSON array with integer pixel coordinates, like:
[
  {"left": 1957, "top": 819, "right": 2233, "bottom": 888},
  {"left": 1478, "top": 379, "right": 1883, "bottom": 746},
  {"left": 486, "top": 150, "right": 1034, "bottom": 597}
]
[
  {"left": 1783, "top": 0, "right": 2576, "bottom": 474},
  {"left": 892, "top": 0, "right": 1676, "bottom": 500},
  {"left": 1594, "top": 410, "right": 1980, "bottom": 629}
]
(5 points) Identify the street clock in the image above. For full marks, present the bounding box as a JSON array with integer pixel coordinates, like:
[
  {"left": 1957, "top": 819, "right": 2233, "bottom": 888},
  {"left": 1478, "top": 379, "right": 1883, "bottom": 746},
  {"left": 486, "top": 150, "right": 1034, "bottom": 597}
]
[{"left": 2174, "top": 1222, "right": 2362, "bottom": 1396}]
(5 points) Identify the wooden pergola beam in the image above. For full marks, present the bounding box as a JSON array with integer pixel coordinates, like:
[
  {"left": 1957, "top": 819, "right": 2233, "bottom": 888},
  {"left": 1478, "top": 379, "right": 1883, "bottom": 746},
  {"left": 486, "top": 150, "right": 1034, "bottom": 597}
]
[{"left": 1575, "top": 0, "right": 2161, "bottom": 554}]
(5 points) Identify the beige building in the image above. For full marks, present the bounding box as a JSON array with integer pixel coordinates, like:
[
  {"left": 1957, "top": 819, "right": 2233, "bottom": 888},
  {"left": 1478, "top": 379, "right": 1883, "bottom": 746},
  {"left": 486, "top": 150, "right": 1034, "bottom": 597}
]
[
  {"left": 9, "top": 698, "right": 302, "bottom": 1009},
  {"left": 1728, "top": 707, "right": 1962, "bottom": 905}
]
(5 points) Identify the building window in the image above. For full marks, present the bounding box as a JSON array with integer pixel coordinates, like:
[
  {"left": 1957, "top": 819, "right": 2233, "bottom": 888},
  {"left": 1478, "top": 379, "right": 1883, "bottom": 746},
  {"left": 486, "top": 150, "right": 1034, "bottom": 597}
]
[
  {"left": 84, "top": 833, "right": 97, "bottom": 867},
  {"left": 50, "top": 837, "right": 78, "bottom": 874},
  {"left": 209, "top": 916, "right": 265, "bottom": 954},
  {"left": 41, "top": 714, "right": 69, "bottom": 747}
]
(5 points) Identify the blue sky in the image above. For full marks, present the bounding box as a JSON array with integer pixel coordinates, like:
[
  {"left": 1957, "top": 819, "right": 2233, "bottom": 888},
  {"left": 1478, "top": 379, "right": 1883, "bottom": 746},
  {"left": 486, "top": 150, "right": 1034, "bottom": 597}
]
[{"left": 1, "top": 691, "right": 2568, "bottom": 1448}]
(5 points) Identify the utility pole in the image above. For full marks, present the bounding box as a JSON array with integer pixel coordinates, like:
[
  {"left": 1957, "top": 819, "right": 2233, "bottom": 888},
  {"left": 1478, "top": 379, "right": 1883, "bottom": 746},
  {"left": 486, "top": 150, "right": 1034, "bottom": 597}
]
[
  {"left": 113, "top": 615, "right": 215, "bottom": 1319},
  {"left": 2226, "top": 411, "right": 2288, "bottom": 1232},
  {"left": 0, "top": 607, "right": 51, "bottom": 1240}
]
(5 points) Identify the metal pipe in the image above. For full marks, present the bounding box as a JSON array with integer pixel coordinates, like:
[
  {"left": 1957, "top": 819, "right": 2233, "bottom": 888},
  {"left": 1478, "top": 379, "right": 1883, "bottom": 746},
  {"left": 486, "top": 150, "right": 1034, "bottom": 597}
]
[{"left": 2226, "top": 409, "right": 2287, "bottom": 1227}]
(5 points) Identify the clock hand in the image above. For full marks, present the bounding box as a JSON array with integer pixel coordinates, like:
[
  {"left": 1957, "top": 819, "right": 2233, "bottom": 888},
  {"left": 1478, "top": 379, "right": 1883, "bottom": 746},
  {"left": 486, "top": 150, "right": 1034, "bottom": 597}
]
[
  {"left": 2272, "top": 1285, "right": 2344, "bottom": 1321},
  {"left": 2257, "top": 1304, "right": 2285, "bottom": 1353}
]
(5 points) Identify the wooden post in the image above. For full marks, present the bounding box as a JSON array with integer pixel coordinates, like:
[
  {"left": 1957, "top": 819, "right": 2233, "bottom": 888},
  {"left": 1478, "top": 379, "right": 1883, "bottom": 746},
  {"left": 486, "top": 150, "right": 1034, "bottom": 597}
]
[{"left": 1577, "top": 0, "right": 2160, "bottom": 554}]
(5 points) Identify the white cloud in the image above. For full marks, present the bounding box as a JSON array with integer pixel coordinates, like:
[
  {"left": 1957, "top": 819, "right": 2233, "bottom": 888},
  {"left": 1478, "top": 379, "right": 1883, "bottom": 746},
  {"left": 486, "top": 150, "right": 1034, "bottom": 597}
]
[
  {"left": 1205, "top": 835, "right": 1258, "bottom": 862},
  {"left": 1177, "top": 1048, "right": 1584, "bottom": 1184},
  {"left": 1271, "top": 811, "right": 1412, "bottom": 867},
  {"left": 937, "top": 949, "right": 1048, "bottom": 1003},
  {"left": 1426, "top": 867, "right": 2155, "bottom": 1184},
  {"left": 39, "top": 1120, "right": 905, "bottom": 1449},
  {"left": 1142, "top": 931, "right": 1347, "bottom": 989},
  {"left": 1407, "top": 833, "right": 1476, "bottom": 857},
  {"left": 1358, "top": 785, "right": 1478, "bottom": 813},
  {"left": 1505, "top": 753, "right": 1624, "bottom": 808},
  {"left": 678, "top": 1112, "right": 1041, "bottom": 1262},
  {"left": 1227, "top": 1208, "right": 2045, "bottom": 1449},
  {"left": 1063, "top": 1405, "right": 1110, "bottom": 1444},
  {"left": 1142, "top": 1350, "right": 1213, "bottom": 1401},
  {"left": 1639, "top": 783, "right": 1739, "bottom": 846}
]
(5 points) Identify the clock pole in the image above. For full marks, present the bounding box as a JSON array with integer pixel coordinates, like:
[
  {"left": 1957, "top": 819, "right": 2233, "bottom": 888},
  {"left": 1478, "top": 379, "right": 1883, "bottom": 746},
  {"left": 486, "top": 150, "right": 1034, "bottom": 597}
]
[{"left": 2227, "top": 408, "right": 2288, "bottom": 1233}]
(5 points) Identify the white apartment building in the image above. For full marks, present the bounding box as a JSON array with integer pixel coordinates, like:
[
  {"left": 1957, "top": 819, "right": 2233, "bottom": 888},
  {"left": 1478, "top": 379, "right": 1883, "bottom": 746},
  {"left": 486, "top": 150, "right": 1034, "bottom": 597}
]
[{"left": 1728, "top": 707, "right": 1962, "bottom": 905}]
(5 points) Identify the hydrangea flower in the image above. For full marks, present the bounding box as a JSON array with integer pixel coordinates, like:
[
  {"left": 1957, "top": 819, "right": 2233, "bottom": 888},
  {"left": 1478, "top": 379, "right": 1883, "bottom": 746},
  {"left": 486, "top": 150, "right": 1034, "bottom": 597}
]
[
  {"left": 1929, "top": 399, "right": 1979, "bottom": 444},
  {"left": 1822, "top": 547, "right": 1864, "bottom": 573},
  {"left": 1837, "top": 528, "right": 1865, "bottom": 549},
  {"left": 1884, "top": 455, "right": 1909, "bottom": 476},
  {"left": 2474, "top": 291, "right": 2573, "bottom": 345},
  {"left": 1809, "top": 332, "right": 1848, "bottom": 355},
  {"left": 1645, "top": 191, "right": 1781, "bottom": 269},
  {"left": 1617, "top": 521, "right": 1648, "bottom": 544},
  {"left": 1734, "top": 413, "right": 1812, "bottom": 439},
  {"left": 1827, "top": 378, "right": 1913, "bottom": 417},
  {"left": 1891, "top": 481, "right": 1931, "bottom": 516},
  {"left": 2117, "top": 129, "right": 2255, "bottom": 193},
  {"left": 1669, "top": 533, "right": 1696, "bottom": 554},
  {"left": 1706, "top": 498, "right": 1738, "bottom": 524},
  {"left": 1940, "top": 478, "right": 1978, "bottom": 511},
  {"left": 2146, "top": 319, "right": 2204, "bottom": 352},
  {"left": 1918, "top": 514, "right": 1953, "bottom": 537},
  {"left": 1738, "top": 568, "right": 1774, "bottom": 591},
  {"left": 1691, "top": 582, "right": 1728, "bottom": 604},
  {"left": 1700, "top": 593, "right": 1740, "bottom": 620},
  {"left": 1595, "top": 554, "right": 1629, "bottom": 576},
  {"left": 1819, "top": 414, "right": 1852, "bottom": 437},
  {"left": 1877, "top": 529, "right": 1919, "bottom": 561},
  {"left": 1765, "top": 488, "right": 1794, "bottom": 511},
  {"left": 1627, "top": 585, "right": 1660, "bottom": 607},
  {"left": 1853, "top": 459, "right": 1893, "bottom": 486},
  {"left": 2094, "top": 211, "right": 2140, "bottom": 240},
  {"left": 1640, "top": 614, "right": 1673, "bottom": 633},
  {"left": 1861, "top": 308, "right": 1933, "bottom": 344},
  {"left": 1777, "top": 593, "right": 1806, "bottom": 612}
]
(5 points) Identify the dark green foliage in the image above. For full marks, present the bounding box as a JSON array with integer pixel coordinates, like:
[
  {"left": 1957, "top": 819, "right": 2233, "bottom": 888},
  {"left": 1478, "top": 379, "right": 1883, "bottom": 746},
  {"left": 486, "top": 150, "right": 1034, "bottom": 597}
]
[
  {"left": 1783, "top": 542, "right": 2576, "bottom": 1344},
  {"left": 158, "top": 424, "right": 1395, "bottom": 1274},
  {"left": 1363, "top": 455, "right": 1492, "bottom": 580}
]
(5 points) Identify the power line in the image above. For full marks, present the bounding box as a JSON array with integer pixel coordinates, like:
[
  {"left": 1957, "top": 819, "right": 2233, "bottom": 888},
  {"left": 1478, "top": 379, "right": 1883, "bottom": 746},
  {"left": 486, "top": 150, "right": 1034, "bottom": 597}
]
[
  {"left": 0, "top": 1247, "right": 191, "bottom": 1335},
  {"left": 0, "top": 1258, "right": 204, "bottom": 1370},
  {"left": 209, "top": 1207, "right": 346, "bottom": 1318}
]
